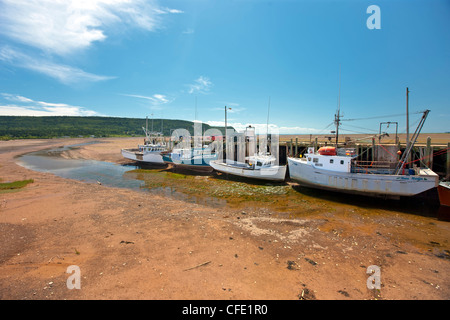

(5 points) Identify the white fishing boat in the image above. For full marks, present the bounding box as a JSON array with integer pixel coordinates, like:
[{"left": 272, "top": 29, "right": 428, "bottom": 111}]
[
  {"left": 121, "top": 116, "right": 168, "bottom": 165},
  {"left": 210, "top": 101, "right": 286, "bottom": 181},
  {"left": 210, "top": 153, "right": 287, "bottom": 181},
  {"left": 288, "top": 109, "right": 439, "bottom": 198},
  {"left": 121, "top": 139, "right": 167, "bottom": 164}
]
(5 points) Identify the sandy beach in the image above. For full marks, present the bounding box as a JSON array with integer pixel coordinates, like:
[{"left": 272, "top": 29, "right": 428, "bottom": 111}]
[{"left": 0, "top": 137, "right": 449, "bottom": 300}]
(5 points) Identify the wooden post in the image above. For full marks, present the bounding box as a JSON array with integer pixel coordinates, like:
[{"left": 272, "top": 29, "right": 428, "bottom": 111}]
[
  {"left": 314, "top": 137, "right": 318, "bottom": 152},
  {"left": 295, "top": 138, "right": 298, "bottom": 157},
  {"left": 290, "top": 138, "right": 293, "bottom": 156},
  {"left": 372, "top": 138, "right": 375, "bottom": 161},
  {"left": 425, "top": 137, "right": 432, "bottom": 169}
]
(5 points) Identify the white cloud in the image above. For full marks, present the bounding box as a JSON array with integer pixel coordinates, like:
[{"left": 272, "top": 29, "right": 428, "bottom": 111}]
[
  {"left": 121, "top": 93, "right": 173, "bottom": 109},
  {"left": 187, "top": 76, "right": 213, "bottom": 94},
  {"left": 1, "top": 93, "right": 33, "bottom": 103},
  {"left": 0, "top": 46, "right": 115, "bottom": 84},
  {"left": 0, "top": 93, "right": 101, "bottom": 116},
  {"left": 162, "top": 8, "right": 184, "bottom": 14},
  {"left": 0, "top": 0, "right": 182, "bottom": 56},
  {"left": 0, "top": 1, "right": 182, "bottom": 85}
]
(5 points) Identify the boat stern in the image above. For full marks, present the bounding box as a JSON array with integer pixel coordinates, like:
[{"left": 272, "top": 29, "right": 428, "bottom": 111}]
[{"left": 418, "top": 168, "right": 439, "bottom": 188}]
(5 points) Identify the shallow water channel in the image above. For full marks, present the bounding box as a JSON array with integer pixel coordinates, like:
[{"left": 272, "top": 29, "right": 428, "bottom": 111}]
[{"left": 16, "top": 142, "right": 447, "bottom": 220}]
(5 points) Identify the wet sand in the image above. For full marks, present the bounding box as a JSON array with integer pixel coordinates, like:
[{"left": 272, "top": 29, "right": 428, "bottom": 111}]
[{"left": 0, "top": 137, "right": 449, "bottom": 300}]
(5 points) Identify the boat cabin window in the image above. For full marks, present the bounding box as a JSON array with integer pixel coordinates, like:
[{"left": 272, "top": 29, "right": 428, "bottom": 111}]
[
  {"left": 257, "top": 161, "right": 262, "bottom": 167},
  {"left": 313, "top": 158, "right": 319, "bottom": 163},
  {"left": 340, "top": 160, "right": 344, "bottom": 165},
  {"left": 330, "top": 159, "right": 334, "bottom": 164}
]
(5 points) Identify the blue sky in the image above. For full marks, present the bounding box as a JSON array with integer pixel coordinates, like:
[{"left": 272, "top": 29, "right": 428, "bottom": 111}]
[{"left": 0, "top": 0, "right": 449, "bottom": 134}]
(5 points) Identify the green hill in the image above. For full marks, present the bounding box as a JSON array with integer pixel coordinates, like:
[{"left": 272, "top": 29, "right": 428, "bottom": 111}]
[{"left": 0, "top": 116, "right": 232, "bottom": 140}]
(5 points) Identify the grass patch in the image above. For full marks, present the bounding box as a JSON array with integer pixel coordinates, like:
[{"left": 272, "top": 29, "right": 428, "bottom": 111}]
[{"left": 0, "top": 179, "right": 34, "bottom": 190}]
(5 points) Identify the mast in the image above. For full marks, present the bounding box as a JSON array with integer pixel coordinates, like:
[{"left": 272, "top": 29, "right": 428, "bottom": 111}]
[
  {"left": 145, "top": 116, "right": 148, "bottom": 142},
  {"left": 335, "top": 65, "right": 341, "bottom": 147},
  {"left": 266, "top": 97, "right": 270, "bottom": 135},
  {"left": 265, "top": 97, "right": 271, "bottom": 155},
  {"left": 224, "top": 106, "right": 228, "bottom": 162},
  {"left": 406, "top": 87, "right": 410, "bottom": 166}
]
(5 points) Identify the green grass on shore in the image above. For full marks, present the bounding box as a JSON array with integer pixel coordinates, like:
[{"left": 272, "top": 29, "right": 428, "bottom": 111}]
[{"left": 0, "top": 179, "right": 34, "bottom": 191}]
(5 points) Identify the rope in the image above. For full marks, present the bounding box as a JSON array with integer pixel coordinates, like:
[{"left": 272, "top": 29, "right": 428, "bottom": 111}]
[
  {"left": 377, "top": 143, "right": 396, "bottom": 158},
  {"left": 404, "top": 147, "right": 449, "bottom": 165}
]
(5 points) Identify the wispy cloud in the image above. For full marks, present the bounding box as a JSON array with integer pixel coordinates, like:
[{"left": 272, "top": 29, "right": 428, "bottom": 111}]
[
  {"left": 0, "top": 0, "right": 182, "bottom": 85},
  {"left": 0, "top": 93, "right": 101, "bottom": 116},
  {"left": 0, "top": 46, "right": 115, "bottom": 85},
  {"left": 0, "top": 0, "right": 183, "bottom": 56},
  {"left": 182, "top": 28, "right": 195, "bottom": 34},
  {"left": 121, "top": 93, "right": 173, "bottom": 110},
  {"left": 187, "top": 76, "right": 213, "bottom": 94},
  {"left": 159, "top": 7, "right": 184, "bottom": 14}
]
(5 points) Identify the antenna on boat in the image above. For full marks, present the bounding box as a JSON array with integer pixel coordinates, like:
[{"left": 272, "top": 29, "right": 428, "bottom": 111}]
[
  {"left": 145, "top": 116, "right": 149, "bottom": 142},
  {"left": 335, "top": 64, "right": 342, "bottom": 147},
  {"left": 406, "top": 87, "right": 410, "bottom": 165},
  {"left": 266, "top": 96, "right": 271, "bottom": 137},
  {"left": 265, "top": 96, "right": 271, "bottom": 155}
]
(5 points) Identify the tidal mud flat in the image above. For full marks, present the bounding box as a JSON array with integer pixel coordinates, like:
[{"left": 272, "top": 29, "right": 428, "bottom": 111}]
[{"left": 0, "top": 137, "right": 449, "bottom": 300}]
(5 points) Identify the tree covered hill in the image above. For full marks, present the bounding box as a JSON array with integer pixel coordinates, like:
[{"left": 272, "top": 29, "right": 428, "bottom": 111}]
[{"left": 0, "top": 116, "right": 231, "bottom": 140}]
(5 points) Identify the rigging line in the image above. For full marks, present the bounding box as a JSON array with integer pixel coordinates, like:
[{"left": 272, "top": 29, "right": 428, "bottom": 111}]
[
  {"left": 377, "top": 143, "right": 396, "bottom": 158},
  {"left": 340, "top": 123, "right": 379, "bottom": 133},
  {"left": 405, "top": 148, "right": 449, "bottom": 165},
  {"left": 314, "top": 121, "right": 335, "bottom": 135},
  {"left": 338, "top": 128, "right": 371, "bottom": 135},
  {"left": 341, "top": 111, "right": 423, "bottom": 122}
]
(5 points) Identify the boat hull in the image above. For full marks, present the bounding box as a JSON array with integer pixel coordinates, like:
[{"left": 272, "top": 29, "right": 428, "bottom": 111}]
[
  {"left": 288, "top": 157, "right": 438, "bottom": 197},
  {"left": 162, "top": 153, "right": 216, "bottom": 172},
  {"left": 437, "top": 182, "right": 450, "bottom": 207},
  {"left": 210, "top": 160, "right": 287, "bottom": 181},
  {"left": 121, "top": 148, "right": 165, "bottom": 164}
]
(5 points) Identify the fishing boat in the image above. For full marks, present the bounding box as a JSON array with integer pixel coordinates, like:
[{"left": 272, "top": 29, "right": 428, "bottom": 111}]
[
  {"left": 437, "top": 181, "right": 450, "bottom": 207},
  {"left": 162, "top": 146, "right": 218, "bottom": 172},
  {"left": 210, "top": 153, "right": 287, "bottom": 181},
  {"left": 121, "top": 117, "right": 168, "bottom": 165},
  {"left": 288, "top": 108, "right": 439, "bottom": 198},
  {"left": 121, "top": 137, "right": 167, "bottom": 165},
  {"left": 210, "top": 101, "right": 286, "bottom": 181}
]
